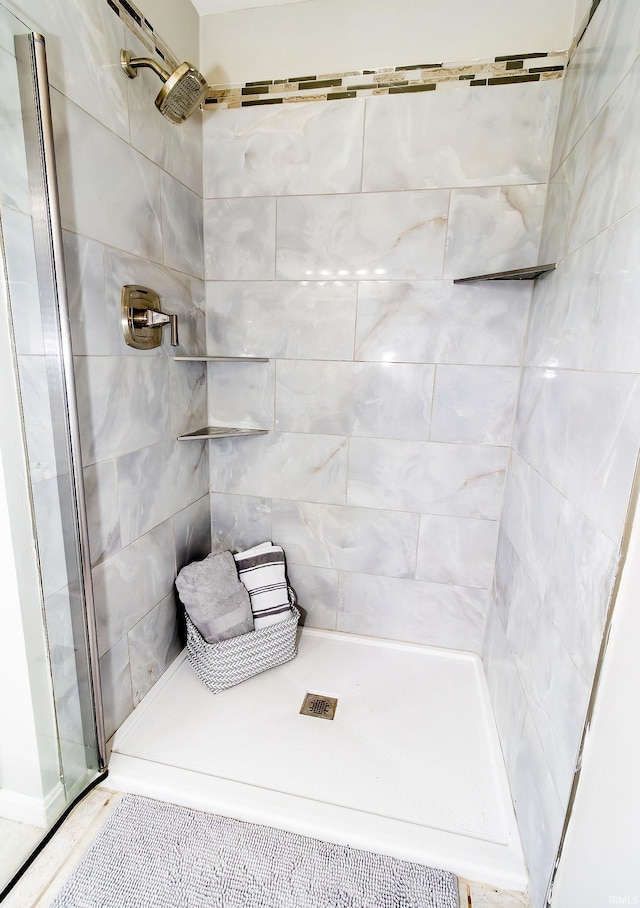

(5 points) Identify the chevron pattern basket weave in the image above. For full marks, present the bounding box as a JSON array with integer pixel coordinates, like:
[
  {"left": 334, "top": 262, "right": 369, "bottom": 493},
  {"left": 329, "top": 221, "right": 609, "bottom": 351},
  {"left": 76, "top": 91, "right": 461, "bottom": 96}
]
[{"left": 185, "top": 592, "right": 300, "bottom": 694}]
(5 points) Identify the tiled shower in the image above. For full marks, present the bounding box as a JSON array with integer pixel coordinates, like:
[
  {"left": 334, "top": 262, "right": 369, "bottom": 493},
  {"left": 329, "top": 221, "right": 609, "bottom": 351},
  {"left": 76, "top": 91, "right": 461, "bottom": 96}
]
[{"left": 1, "top": 0, "right": 639, "bottom": 904}]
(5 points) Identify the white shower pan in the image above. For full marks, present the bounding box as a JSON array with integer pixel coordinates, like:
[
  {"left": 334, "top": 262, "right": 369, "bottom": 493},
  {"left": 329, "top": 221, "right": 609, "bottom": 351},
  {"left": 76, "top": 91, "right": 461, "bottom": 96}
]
[{"left": 107, "top": 627, "right": 527, "bottom": 891}]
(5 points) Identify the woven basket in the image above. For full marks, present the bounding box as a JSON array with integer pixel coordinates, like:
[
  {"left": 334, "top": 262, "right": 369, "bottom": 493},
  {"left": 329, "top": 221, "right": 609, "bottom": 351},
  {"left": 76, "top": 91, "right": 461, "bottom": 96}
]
[{"left": 185, "top": 590, "right": 300, "bottom": 694}]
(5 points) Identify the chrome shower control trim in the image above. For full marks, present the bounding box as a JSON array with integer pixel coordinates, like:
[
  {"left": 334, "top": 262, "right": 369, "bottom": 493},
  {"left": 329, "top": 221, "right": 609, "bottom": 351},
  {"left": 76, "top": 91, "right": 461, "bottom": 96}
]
[{"left": 121, "top": 285, "right": 178, "bottom": 349}]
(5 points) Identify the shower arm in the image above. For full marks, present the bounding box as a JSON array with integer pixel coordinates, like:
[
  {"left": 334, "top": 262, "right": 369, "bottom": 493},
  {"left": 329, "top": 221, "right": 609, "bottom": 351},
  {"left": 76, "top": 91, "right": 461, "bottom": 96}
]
[{"left": 120, "top": 50, "right": 170, "bottom": 83}]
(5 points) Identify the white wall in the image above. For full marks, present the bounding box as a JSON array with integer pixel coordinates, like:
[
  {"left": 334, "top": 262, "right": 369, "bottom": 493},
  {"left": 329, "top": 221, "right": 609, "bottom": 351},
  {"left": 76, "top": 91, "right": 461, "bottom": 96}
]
[{"left": 200, "top": 0, "right": 578, "bottom": 85}]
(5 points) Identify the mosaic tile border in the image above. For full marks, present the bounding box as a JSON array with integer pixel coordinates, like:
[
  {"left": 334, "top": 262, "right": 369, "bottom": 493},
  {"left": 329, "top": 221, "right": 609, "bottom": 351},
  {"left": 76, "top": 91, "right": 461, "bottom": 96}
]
[
  {"left": 203, "top": 53, "right": 567, "bottom": 109},
  {"left": 103, "top": 0, "right": 566, "bottom": 112},
  {"left": 105, "top": 0, "right": 180, "bottom": 71}
]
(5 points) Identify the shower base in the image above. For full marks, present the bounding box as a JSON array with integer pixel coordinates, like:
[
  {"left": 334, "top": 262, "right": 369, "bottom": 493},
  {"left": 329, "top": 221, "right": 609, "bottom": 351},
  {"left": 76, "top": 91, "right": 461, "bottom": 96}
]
[{"left": 107, "top": 627, "right": 527, "bottom": 891}]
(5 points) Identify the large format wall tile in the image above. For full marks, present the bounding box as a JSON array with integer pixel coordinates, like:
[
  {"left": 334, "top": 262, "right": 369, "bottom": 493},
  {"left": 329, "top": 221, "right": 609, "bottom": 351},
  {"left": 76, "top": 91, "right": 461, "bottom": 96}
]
[
  {"left": 337, "top": 572, "right": 487, "bottom": 652},
  {"left": 92, "top": 519, "right": 176, "bottom": 656},
  {"left": 271, "top": 499, "right": 419, "bottom": 578},
  {"left": 583, "top": 206, "right": 640, "bottom": 373},
  {"left": 206, "top": 281, "right": 357, "bottom": 361},
  {"left": 276, "top": 191, "right": 450, "bottom": 280},
  {"left": 169, "top": 359, "right": 207, "bottom": 438},
  {"left": 210, "top": 492, "right": 272, "bottom": 553},
  {"left": 363, "top": 80, "right": 561, "bottom": 192},
  {"left": 482, "top": 602, "right": 527, "bottom": 779},
  {"left": 209, "top": 432, "right": 348, "bottom": 505},
  {"left": 537, "top": 164, "right": 570, "bottom": 265},
  {"left": 83, "top": 459, "right": 121, "bottom": 567},
  {"left": 510, "top": 713, "right": 566, "bottom": 908},
  {"left": 355, "top": 281, "right": 531, "bottom": 366},
  {"left": 208, "top": 360, "right": 275, "bottom": 431},
  {"left": 416, "top": 514, "right": 499, "bottom": 589},
  {"left": 524, "top": 247, "right": 591, "bottom": 370},
  {"left": 51, "top": 90, "right": 163, "bottom": 263},
  {"left": 550, "top": 0, "right": 640, "bottom": 174},
  {"left": 204, "top": 99, "right": 365, "bottom": 198},
  {"left": 75, "top": 356, "right": 170, "bottom": 464},
  {"left": 499, "top": 453, "right": 563, "bottom": 601},
  {"left": 99, "top": 637, "right": 132, "bottom": 741},
  {"left": 506, "top": 580, "right": 590, "bottom": 808},
  {"left": 118, "top": 438, "right": 208, "bottom": 545},
  {"left": 63, "top": 232, "right": 111, "bottom": 357},
  {"left": 201, "top": 76, "right": 555, "bottom": 688},
  {"left": 161, "top": 174, "right": 204, "bottom": 279},
  {"left": 19, "top": 0, "right": 129, "bottom": 140},
  {"left": 430, "top": 365, "right": 520, "bottom": 445},
  {"left": 481, "top": 9, "right": 640, "bottom": 903},
  {"left": 128, "top": 592, "right": 182, "bottom": 706},
  {"left": 174, "top": 495, "right": 212, "bottom": 572},
  {"left": 285, "top": 563, "right": 338, "bottom": 630},
  {"left": 275, "top": 360, "right": 434, "bottom": 440},
  {"left": 564, "top": 55, "right": 640, "bottom": 255},
  {"left": 204, "top": 197, "right": 275, "bottom": 279},
  {"left": 347, "top": 437, "right": 508, "bottom": 518},
  {"left": 543, "top": 500, "right": 619, "bottom": 686},
  {"left": 444, "top": 184, "right": 547, "bottom": 279},
  {"left": 514, "top": 368, "right": 640, "bottom": 543}
]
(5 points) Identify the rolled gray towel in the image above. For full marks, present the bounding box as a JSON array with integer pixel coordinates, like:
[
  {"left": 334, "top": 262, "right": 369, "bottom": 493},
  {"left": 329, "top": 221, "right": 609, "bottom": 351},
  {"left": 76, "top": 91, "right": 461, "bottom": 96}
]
[{"left": 176, "top": 551, "right": 254, "bottom": 643}]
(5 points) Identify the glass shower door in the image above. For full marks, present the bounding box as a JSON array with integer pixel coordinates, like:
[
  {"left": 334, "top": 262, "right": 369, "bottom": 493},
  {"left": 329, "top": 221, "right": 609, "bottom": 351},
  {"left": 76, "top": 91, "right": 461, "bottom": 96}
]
[{"left": 0, "top": 4, "right": 105, "bottom": 895}]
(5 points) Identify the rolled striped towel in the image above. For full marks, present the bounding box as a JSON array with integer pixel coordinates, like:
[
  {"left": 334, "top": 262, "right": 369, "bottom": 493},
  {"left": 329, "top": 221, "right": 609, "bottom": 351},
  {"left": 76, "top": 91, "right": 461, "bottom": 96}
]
[{"left": 234, "top": 542, "right": 292, "bottom": 629}]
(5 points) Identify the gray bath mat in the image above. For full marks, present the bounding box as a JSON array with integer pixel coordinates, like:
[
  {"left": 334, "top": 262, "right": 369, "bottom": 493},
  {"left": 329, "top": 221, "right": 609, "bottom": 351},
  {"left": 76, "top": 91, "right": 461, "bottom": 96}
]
[{"left": 52, "top": 794, "right": 459, "bottom": 907}]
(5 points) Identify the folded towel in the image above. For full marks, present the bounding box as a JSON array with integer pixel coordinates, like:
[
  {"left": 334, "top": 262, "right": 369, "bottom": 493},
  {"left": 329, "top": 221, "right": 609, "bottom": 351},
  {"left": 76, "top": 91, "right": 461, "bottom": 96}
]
[
  {"left": 176, "top": 551, "right": 254, "bottom": 644},
  {"left": 234, "top": 541, "right": 292, "bottom": 629}
]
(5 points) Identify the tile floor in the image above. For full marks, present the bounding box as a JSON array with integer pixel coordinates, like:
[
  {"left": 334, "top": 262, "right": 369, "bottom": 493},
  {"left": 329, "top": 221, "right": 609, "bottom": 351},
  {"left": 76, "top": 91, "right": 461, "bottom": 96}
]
[{"left": 0, "top": 817, "right": 46, "bottom": 893}]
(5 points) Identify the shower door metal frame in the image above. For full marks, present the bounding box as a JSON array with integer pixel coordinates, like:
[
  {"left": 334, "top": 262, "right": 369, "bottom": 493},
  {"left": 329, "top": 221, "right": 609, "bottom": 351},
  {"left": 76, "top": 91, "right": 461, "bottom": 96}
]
[{"left": 14, "top": 31, "right": 107, "bottom": 770}]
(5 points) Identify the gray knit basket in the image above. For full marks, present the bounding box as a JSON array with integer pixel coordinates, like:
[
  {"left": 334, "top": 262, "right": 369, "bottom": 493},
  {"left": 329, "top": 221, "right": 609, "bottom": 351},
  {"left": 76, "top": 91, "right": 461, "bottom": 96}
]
[{"left": 185, "top": 590, "right": 299, "bottom": 693}]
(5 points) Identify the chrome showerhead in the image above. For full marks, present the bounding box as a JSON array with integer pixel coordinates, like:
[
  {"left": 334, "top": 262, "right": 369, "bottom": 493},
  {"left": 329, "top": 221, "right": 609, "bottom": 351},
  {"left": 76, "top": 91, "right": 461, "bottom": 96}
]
[{"left": 120, "top": 49, "right": 209, "bottom": 124}]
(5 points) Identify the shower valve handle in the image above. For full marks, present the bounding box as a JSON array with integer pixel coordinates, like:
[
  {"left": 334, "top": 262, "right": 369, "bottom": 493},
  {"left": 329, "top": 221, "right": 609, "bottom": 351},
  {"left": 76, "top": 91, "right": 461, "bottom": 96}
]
[{"left": 132, "top": 307, "right": 179, "bottom": 346}]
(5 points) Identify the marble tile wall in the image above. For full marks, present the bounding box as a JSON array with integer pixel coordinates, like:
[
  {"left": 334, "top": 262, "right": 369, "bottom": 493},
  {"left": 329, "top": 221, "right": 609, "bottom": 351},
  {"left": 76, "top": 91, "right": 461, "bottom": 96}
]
[
  {"left": 4, "top": 0, "right": 208, "bottom": 742},
  {"left": 481, "top": 0, "right": 640, "bottom": 903},
  {"left": 204, "top": 77, "right": 562, "bottom": 654}
]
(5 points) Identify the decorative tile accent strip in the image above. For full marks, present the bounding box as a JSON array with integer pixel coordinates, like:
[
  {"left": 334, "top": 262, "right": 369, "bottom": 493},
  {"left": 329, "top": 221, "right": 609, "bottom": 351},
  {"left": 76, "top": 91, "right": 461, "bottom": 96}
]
[
  {"left": 202, "top": 53, "right": 567, "bottom": 109},
  {"left": 103, "top": 0, "right": 180, "bottom": 70},
  {"left": 102, "top": 0, "right": 567, "bottom": 112}
]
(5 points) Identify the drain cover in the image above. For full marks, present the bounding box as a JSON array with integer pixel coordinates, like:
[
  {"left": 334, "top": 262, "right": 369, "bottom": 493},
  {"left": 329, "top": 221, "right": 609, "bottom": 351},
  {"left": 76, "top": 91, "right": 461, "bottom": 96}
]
[{"left": 300, "top": 692, "right": 338, "bottom": 720}]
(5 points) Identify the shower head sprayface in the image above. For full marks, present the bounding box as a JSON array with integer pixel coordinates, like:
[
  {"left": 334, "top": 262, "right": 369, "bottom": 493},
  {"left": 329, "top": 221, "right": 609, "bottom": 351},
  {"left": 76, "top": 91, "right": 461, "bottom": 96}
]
[{"left": 120, "top": 49, "right": 209, "bottom": 124}]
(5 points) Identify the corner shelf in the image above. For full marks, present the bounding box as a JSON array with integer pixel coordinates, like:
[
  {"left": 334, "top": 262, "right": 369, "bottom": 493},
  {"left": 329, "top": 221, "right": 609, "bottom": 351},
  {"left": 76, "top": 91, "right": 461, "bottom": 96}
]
[
  {"left": 178, "top": 426, "right": 269, "bottom": 440},
  {"left": 174, "top": 354, "right": 270, "bottom": 441},
  {"left": 453, "top": 263, "right": 556, "bottom": 284},
  {"left": 173, "top": 355, "right": 269, "bottom": 363}
]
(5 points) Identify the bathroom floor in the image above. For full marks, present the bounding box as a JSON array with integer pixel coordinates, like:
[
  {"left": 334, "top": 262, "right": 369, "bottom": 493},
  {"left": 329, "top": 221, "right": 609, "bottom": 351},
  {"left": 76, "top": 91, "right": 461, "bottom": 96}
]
[
  {"left": 2, "top": 788, "right": 529, "bottom": 907},
  {"left": 108, "top": 626, "right": 527, "bottom": 892},
  {"left": 0, "top": 817, "right": 45, "bottom": 891}
]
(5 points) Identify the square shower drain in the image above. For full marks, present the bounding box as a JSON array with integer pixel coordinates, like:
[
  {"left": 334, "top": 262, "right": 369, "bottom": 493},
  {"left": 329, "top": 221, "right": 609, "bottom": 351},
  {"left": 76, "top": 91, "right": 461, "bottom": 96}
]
[{"left": 300, "top": 692, "right": 338, "bottom": 720}]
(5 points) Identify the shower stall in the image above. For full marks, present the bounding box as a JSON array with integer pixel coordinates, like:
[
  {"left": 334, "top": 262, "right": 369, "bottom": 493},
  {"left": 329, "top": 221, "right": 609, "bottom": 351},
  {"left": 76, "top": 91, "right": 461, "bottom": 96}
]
[{"left": 2, "top": 0, "right": 639, "bottom": 905}]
